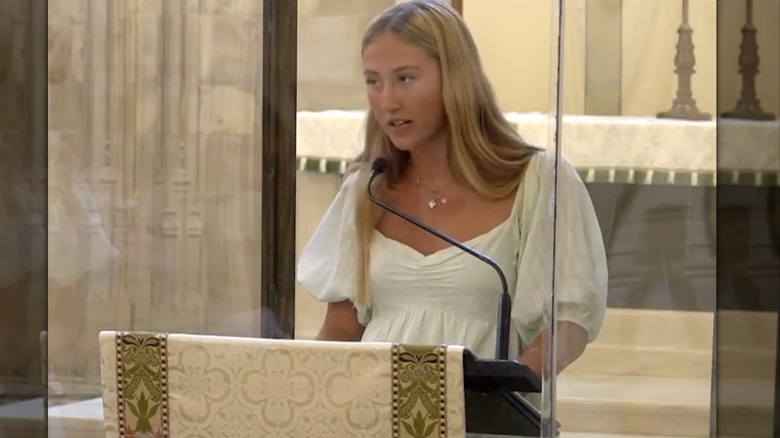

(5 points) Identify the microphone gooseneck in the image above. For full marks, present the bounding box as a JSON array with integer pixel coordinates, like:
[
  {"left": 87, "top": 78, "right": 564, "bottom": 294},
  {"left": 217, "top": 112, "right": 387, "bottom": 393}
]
[{"left": 368, "top": 158, "right": 512, "bottom": 360}]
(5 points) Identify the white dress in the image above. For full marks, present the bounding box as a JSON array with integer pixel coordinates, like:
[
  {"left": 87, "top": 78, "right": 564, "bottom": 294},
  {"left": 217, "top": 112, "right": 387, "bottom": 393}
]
[{"left": 297, "top": 149, "right": 608, "bottom": 361}]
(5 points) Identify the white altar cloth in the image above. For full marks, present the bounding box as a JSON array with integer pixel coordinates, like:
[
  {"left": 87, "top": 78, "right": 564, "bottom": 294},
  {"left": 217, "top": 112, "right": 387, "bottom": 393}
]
[
  {"left": 296, "top": 111, "right": 779, "bottom": 185},
  {"left": 99, "top": 331, "right": 467, "bottom": 438}
]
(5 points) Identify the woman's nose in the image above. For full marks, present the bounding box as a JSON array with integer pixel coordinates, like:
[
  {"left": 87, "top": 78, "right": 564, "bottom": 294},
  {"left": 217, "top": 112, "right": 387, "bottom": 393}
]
[{"left": 379, "top": 86, "right": 402, "bottom": 111}]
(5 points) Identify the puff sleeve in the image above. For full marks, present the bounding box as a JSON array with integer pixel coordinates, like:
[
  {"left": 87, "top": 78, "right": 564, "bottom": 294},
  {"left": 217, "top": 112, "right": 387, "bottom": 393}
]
[
  {"left": 511, "top": 150, "right": 608, "bottom": 349},
  {"left": 296, "top": 171, "right": 370, "bottom": 325}
]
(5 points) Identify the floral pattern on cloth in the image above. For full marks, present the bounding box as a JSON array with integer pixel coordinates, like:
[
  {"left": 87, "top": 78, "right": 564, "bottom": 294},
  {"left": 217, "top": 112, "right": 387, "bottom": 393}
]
[
  {"left": 115, "top": 332, "right": 169, "bottom": 438},
  {"left": 392, "top": 344, "right": 451, "bottom": 438},
  {"left": 99, "top": 331, "right": 466, "bottom": 438}
]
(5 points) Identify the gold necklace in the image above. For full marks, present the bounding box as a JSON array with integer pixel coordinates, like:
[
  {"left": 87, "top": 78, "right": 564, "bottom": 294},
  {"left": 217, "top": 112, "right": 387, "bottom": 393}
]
[{"left": 412, "top": 167, "right": 450, "bottom": 209}]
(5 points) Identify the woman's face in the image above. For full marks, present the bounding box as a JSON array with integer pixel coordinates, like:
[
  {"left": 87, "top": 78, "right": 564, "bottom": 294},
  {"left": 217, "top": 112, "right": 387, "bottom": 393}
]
[{"left": 362, "top": 31, "right": 448, "bottom": 153}]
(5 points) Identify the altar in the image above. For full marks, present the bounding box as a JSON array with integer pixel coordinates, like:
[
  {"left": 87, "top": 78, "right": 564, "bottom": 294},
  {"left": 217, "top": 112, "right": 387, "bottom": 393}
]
[{"left": 295, "top": 111, "right": 779, "bottom": 186}]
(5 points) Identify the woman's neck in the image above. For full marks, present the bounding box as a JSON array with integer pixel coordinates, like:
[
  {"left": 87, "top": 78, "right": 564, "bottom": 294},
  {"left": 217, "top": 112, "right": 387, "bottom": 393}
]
[{"left": 407, "top": 143, "right": 453, "bottom": 187}]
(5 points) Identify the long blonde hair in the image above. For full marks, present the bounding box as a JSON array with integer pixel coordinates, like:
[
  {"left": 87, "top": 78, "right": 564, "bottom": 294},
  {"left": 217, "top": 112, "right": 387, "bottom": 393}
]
[{"left": 349, "top": 0, "right": 541, "bottom": 306}]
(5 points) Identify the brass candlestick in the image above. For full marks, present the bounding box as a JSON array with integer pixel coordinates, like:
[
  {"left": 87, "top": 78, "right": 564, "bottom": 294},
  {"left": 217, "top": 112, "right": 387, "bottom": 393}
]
[
  {"left": 722, "top": 0, "right": 776, "bottom": 120},
  {"left": 658, "top": 0, "right": 711, "bottom": 121}
]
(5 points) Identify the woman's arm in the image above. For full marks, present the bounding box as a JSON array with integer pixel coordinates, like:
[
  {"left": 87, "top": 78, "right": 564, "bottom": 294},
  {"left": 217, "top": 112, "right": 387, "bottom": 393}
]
[
  {"left": 516, "top": 321, "right": 588, "bottom": 378},
  {"left": 316, "top": 300, "right": 366, "bottom": 341}
]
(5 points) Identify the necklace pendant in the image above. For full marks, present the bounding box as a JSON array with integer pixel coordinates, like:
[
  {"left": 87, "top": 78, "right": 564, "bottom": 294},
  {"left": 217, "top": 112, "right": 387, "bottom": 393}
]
[{"left": 428, "top": 199, "right": 437, "bottom": 209}]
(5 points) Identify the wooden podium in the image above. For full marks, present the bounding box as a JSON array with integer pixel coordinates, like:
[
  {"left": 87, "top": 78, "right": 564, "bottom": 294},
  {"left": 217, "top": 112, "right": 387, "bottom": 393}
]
[{"left": 97, "top": 331, "right": 545, "bottom": 437}]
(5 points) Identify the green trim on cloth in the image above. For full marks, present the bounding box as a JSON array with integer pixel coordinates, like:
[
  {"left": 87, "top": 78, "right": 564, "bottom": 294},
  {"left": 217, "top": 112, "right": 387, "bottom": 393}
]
[
  {"left": 578, "top": 167, "right": 716, "bottom": 187},
  {"left": 116, "top": 331, "right": 170, "bottom": 438},
  {"left": 392, "top": 344, "right": 449, "bottom": 438},
  {"left": 297, "top": 156, "right": 349, "bottom": 175},
  {"left": 716, "top": 169, "right": 780, "bottom": 186}
]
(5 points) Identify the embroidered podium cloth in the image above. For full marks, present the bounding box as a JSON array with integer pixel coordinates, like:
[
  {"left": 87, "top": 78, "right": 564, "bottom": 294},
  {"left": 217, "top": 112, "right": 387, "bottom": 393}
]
[{"left": 99, "top": 331, "right": 466, "bottom": 438}]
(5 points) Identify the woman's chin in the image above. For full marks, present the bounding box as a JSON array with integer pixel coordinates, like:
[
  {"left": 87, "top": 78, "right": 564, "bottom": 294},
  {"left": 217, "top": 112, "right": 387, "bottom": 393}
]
[{"left": 388, "top": 140, "right": 417, "bottom": 152}]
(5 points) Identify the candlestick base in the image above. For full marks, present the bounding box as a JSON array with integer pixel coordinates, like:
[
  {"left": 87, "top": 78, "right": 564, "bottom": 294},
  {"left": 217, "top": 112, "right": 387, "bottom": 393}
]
[
  {"left": 658, "top": 102, "right": 712, "bottom": 121},
  {"left": 722, "top": 103, "right": 776, "bottom": 121}
]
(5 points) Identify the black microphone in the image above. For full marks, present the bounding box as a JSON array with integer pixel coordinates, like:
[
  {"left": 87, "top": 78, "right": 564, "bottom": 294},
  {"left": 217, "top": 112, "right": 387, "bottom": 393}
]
[{"left": 368, "top": 157, "right": 512, "bottom": 360}]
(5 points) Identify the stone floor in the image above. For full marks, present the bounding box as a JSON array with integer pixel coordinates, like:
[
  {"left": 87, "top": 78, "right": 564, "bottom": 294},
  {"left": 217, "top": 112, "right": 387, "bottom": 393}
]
[{"left": 0, "top": 390, "right": 713, "bottom": 438}]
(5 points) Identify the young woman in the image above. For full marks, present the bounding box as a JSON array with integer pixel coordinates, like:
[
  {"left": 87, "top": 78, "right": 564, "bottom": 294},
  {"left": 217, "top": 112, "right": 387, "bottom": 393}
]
[{"left": 297, "top": 0, "right": 607, "bottom": 380}]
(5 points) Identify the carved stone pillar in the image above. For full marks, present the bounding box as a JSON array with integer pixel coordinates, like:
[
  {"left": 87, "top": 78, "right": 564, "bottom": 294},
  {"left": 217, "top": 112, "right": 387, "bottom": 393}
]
[{"left": 46, "top": 0, "right": 266, "bottom": 393}]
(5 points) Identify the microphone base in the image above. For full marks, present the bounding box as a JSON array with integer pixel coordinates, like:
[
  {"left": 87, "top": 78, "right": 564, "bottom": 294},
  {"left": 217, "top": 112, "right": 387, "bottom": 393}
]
[
  {"left": 463, "top": 352, "right": 547, "bottom": 436},
  {"left": 463, "top": 351, "right": 541, "bottom": 394}
]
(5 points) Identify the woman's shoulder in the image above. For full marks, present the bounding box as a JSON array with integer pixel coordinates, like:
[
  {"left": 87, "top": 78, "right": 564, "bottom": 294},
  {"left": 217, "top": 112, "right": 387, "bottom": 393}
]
[
  {"left": 526, "top": 147, "right": 570, "bottom": 167},
  {"left": 522, "top": 147, "right": 581, "bottom": 182},
  {"left": 329, "top": 168, "right": 363, "bottom": 205},
  {"left": 341, "top": 164, "right": 372, "bottom": 190}
]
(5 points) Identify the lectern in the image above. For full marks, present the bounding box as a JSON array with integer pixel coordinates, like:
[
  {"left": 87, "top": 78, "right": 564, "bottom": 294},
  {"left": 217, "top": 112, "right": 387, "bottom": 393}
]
[{"left": 98, "top": 331, "right": 546, "bottom": 437}]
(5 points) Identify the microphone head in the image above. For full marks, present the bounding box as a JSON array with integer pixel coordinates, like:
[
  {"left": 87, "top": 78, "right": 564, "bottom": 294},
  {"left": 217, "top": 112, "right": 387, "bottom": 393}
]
[{"left": 370, "top": 157, "right": 389, "bottom": 175}]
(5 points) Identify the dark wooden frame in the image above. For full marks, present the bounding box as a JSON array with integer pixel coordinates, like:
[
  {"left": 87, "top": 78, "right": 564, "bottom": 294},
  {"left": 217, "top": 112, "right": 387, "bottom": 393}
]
[
  {"left": 775, "top": 310, "right": 780, "bottom": 436},
  {"left": 261, "top": 0, "right": 297, "bottom": 339}
]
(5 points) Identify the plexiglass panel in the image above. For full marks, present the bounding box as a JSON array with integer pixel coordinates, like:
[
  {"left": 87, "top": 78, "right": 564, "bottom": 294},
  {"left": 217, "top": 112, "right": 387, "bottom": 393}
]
[
  {"left": 43, "top": 1, "right": 266, "bottom": 435},
  {"left": 294, "top": 1, "right": 564, "bottom": 437},
  {"left": 553, "top": 0, "right": 721, "bottom": 437},
  {"left": 294, "top": 0, "right": 393, "bottom": 341},
  {"left": 716, "top": 1, "right": 779, "bottom": 436},
  {"left": 4, "top": 0, "right": 774, "bottom": 436}
]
